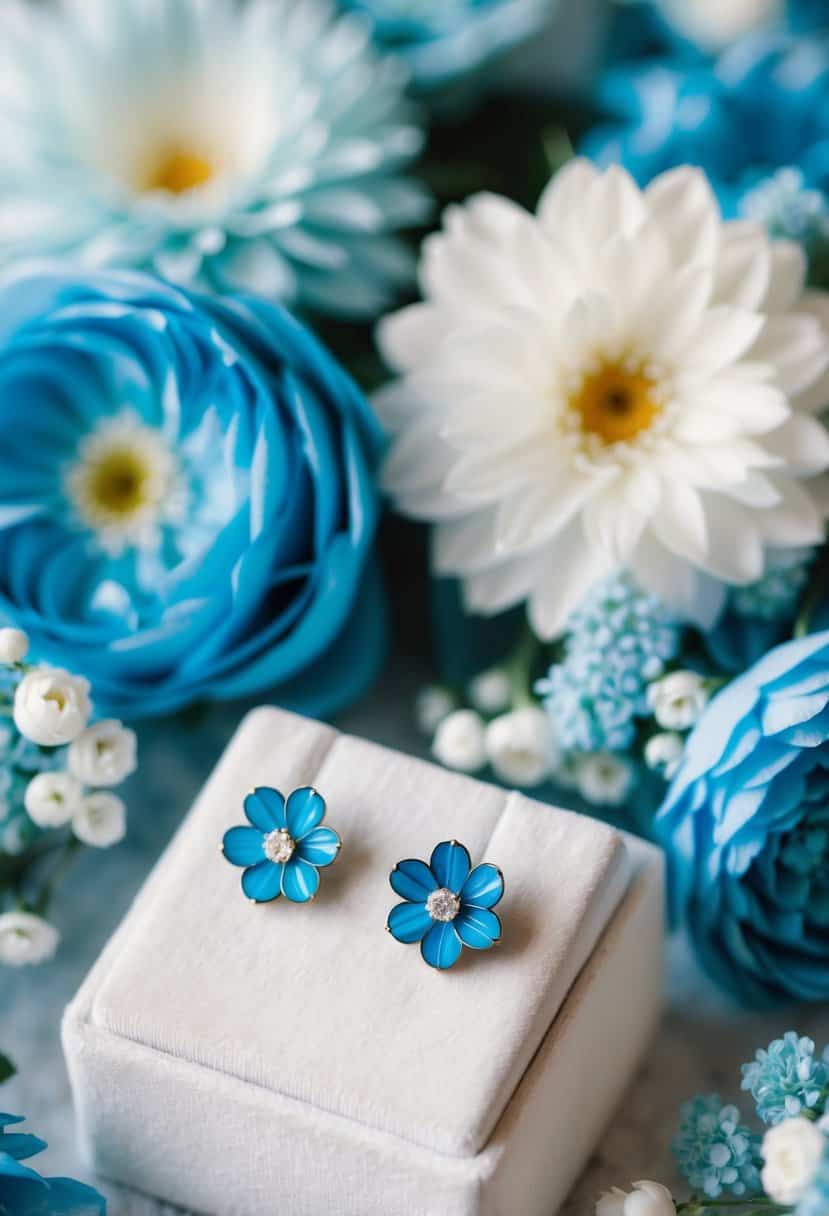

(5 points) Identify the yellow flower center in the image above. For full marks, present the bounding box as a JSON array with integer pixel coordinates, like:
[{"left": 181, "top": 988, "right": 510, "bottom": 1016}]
[
  {"left": 145, "top": 147, "right": 213, "bottom": 195},
  {"left": 86, "top": 448, "right": 151, "bottom": 518},
  {"left": 569, "top": 359, "right": 662, "bottom": 446}
]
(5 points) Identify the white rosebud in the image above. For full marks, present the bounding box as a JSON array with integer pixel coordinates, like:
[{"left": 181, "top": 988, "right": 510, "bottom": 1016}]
[
  {"left": 577, "top": 752, "right": 633, "bottom": 807},
  {"left": 432, "top": 709, "right": 487, "bottom": 773},
  {"left": 485, "top": 706, "right": 558, "bottom": 788},
  {"left": 644, "top": 732, "right": 685, "bottom": 781},
  {"left": 0, "top": 911, "right": 60, "bottom": 966},
  {"left": 73, "top": 791, "right": 127, "bottom": 848},
  {"left": 468, "top": 668, "right": 512, "bottom": 715},
  {"left": 647, "top": 671, "right": 708, "bottom": 731},
  {"left": 13, "top": 666, "right": 92, "bottom": 746},
  {"left": 24, "top": 771, "right": 83, "bottom": 829},
  {"left": 761, "top": 1117, "right": 827, "bottom": 1205},
  {"left": 415, "top": 686, "right": 455, "bottom": 736},
  {"left": 0, "top": 627, "right": 29, "bottom": 665},
  {"left": 596, "top": 1181, "right": 676, "bottom": 1216},
  {"left": 68, "top": 719, "right": 137, "bottom": 787}
]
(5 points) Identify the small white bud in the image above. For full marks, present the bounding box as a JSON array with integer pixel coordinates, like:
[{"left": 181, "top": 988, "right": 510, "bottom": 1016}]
[
  {"left": 24, "top": 771, "right": 83, "bottom": 829},
  {"left": 644, "top": 732, "right": 684, "bottom": 781},
  {"left": 13, "top": 667, "right": 92, "bottom": 747},
  {"left": 432, "top": 709, "right": 487, "bottom": 773},
  {"left": 577, "top": 752, "right": 633, "bottom": 807},
  {"left": 596, "top": 1180, "right": 676, "bottom": 1216},
  {"left": 68, "top": 720, "right": 137, "bottom": 787},
  {"left": 484, "top": 707, "right": 558, "bottom": 788},
  {"left": 415, "top": 686, "right": 455, "bottom": 736},
  {"left": 0, "top": 627, "right": 29, "bottom": 665},
  {"left": 647, "top": 671, "right": 708, "bottom": 731},
  {"left": 467, "top": 668, "right": 512, "bottom": 715},
  {"left": 761, "top": 1117, "right": 827, "bottom": 1205},
  {"left": 73, "top": 792, "right": 127, "bottom": 849},
  {"left": 0, "top": 911, "right": 60, "bottom": 967}
]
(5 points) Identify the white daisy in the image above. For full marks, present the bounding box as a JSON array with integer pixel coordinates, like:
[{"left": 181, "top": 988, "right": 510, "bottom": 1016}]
[{"left": 377, "top": 160, "right": 829, "bottom": 636}]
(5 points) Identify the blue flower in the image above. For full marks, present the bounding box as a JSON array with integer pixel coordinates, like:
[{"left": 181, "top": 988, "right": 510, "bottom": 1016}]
[
  {"left": 222, "top": 787, "right": 341, "bottom": 904},
  {"left": 584, "top": 33, "right": 829, "bottom": 227},
  {"left": 340, "top": 0, "right": 554, "bottom": 92},
  {"left": 798, "top": 1140, "right": 829, "bottom": 1216},
  {"left": 0, "top": 1112, "right": 105, "bottom": 1214},
  {"left": 656, "top": 630, "right": 829, "bottom": 1005},
  {"left": 672, "top": 1095, "right": 761, "bottom": 1198},
  {"left": 742, "top": 1033, "right": 829, "bottom": 1124},
  {"left": 536, "top": 574, "right": 680, "bottom": 754},
  {"left": 0, "top": 0, "right": 429, "bottom": 319},
  {"left": 387, "top": 840, "right": 503, "bottom": 970},
  {"left": 0, "top": 269, "right": 385, "bottom": 719}
]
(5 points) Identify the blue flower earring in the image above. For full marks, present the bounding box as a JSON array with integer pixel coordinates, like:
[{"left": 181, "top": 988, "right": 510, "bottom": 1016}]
[
  {"left": 222, "top": 787, "right": 341, "bottom": 904},
  {"left": 386, "top": 840, "right": 504, "bottom": 971}
]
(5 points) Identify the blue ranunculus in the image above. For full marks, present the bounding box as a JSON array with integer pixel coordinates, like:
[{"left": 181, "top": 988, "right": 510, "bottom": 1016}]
[
  {"left": 656, "top": 630, "right": 829, "bottom": 1006},
  {"left": 0, "top": 1113, "right": 105, "bottom": 1214},
  {"left": 0, "top": 269, "right": 385, "bottom": 719}
]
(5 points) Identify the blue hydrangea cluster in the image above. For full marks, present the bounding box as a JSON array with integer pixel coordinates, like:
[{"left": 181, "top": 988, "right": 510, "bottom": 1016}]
[
  {"left": 741, "top": 168, "right": 829, "bottom": 250},
  {"left": 742, "top": 1034, "right": 829, "bottom": 1124},
  {"left": 672, "top": 1095, "right": 761, "bottom": 1199},
  {"left": 536, "top": 574, "right": 680, "bottom": 753},
  {"left": 730, "top": 551, "right": 813, "bottom": 622}
]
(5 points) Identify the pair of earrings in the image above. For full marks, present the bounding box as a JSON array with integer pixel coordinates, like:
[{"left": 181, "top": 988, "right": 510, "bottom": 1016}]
[{"left": 221, "top": 785, "right": 504, "bottom": 972}]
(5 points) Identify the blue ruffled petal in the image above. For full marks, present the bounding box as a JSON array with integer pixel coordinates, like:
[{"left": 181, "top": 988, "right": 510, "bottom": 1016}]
[
  {"left": 285, "top": 786, "right": 326, "bottom": 838},
  {"left": 461, "top": 863, "right": 504, "bottom": 910},
  {"left": 430, "top": 840, "right": 471, "bottom": 891},
  {"left": 241, "top": 860, "right": 282, "bottom": 903},
  {"left": 295, "top": 826, "right": 341, "bottom": 868},
  {"left": 421, "top": 921, "right": 463, "bottom": 970},
  {"left": 387, "top": 901, "right": 432, "bottom": 944},
  {"left": 280, "top": 855, "right": 320, "bottom": 903},
  {"left": 244, "top": 788, "right": 286, "bottom": 832},
  {"left": 390, "top": 858, "right": 438, "bottom": 902},
  {"left": 455, "top": 907, "right": 501, "bottom": 950},
  {"left": 222, "top": 826, "right": 265, "bottom": 868}
]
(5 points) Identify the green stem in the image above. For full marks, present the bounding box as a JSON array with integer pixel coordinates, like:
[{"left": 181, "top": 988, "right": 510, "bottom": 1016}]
[
  {"left": 29, "top": 835, "right": 82, "bottom": 918},
  {"left": 794, "top": 544, "right": 829, "bottom": 638},
  {"left": 504, "top": 623, "right": 543, "bottom": 709}
]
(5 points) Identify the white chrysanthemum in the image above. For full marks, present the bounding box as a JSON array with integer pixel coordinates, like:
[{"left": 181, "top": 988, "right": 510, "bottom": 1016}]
[
  {"left": 377, "top": 161, "right": 829, "bottom": 636},
  {"left": 0, "top": 0, "right": 429, "bottom": 317}
]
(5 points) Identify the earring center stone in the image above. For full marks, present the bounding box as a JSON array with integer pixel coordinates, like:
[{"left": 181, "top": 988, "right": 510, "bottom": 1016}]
[
  {"left": 426, "top": 887, "right": 461, "bottom": 922},
  {"left": 264, "top": 828, "right": 295, "bottom": 864}
]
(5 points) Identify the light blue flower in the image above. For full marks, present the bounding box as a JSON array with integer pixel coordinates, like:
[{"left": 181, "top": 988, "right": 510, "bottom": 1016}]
[
  {"left": 536, "top": 574, "right": 680, "bottom": 754},
  {"left": 0, "top": 1112, "right": 106, "bottom": 1214},
  {"left": 672, "top": 1094, "right": 761, "bottom": 1199},
  {"left": 656, "top": 630, "right": 829, "bottom": 1005},
  {"left": 0, "top": 0, "right": 429, "bottom": 319},
  {"left": 742, "top": 1033, "right": 829, "bottom": 1125},
  {"left": 340, "top": 0, "right": 554, "bottom": 92},
  {"left": 387, "top": 840, "right": 503, "bottom": 970},
  {"left": 0, "top": 269, "right": 385, "bottom": 719},
  {"left": 798, "top": 1140, "right": 829, "bottom": 1216},
  {"left": 222, "top": 787, "right": 342, "bottom": 904}
]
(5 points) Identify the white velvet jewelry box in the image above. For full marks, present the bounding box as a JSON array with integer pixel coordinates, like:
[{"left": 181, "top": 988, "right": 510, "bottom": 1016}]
[{"left": 62, "top": 707, "right": 664, "bottom": 1216}]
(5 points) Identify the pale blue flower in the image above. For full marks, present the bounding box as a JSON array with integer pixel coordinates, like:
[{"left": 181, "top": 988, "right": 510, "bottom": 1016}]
[
  {"left": 0, "top": 0, "right": 429, "bottom": 318},
  {"left": 536, "top": 574, "right": 680, "bottom": 753},
  {"left": 672, "top": 1095, "right": 761, "bottom": 1199},
  {"left": 742, "top": 1034, "right": 829, "bottom": 1125}
]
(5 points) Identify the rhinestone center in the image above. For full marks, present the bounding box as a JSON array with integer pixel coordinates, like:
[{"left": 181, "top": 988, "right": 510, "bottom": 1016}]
[
  {"left": 263, "top": 828, "right": 295, "bottom": 865},
  {"left": 426, "top": 887, "right": 461, "bottom": 922}
]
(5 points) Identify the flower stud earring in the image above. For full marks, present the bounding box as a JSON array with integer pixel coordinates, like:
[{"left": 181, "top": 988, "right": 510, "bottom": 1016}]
[
  {"left": 386, "top": 839, "right": 503, "bottom": 971},
  {"left": 222, "top": 786, "right": 341, "bottom": 904}
]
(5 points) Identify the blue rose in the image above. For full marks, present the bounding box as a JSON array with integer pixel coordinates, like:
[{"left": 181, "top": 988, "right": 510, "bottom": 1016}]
[
  {"left": 0, "top": 270, "right": 385, "bottom": 718},
  {"left": 0, "top": 1112, "right": 105, "bottom": 1214},
  {"left": 656, "top": 630, "right": 829, "bottom": 1006}
]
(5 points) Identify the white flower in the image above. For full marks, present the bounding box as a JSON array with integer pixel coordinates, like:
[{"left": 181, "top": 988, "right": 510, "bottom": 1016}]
[
  {"left": 644, "top": 731, "right": 685, "bottom": 780},
  {"left": 468, "top": 668, "right": 512, "bottom": 714},
  {"left": 761, "top": 1117, "right": 826, "bottom": 1205},
  {"left": 596, "top": 1181, "right": 676, "bottom": 1216},
  {"left": 68, "top": 719, "right": 137, "bottom": 788},
  {"left": 432, "top": 709, "right": 487, "bottom": 772},
  {"left": 653, "top": 0, "right": 782, "bottom": 52},
  {"left": 377, "top": 160, "right": 829, "bottom": 637},
  {"left": 72, "top": 792, "right": 127, "bottom": 849},
  {"left": 647, "top": 671, "right": 708, "bottom": 731},
  {"left": 13, "top": 667, "right": 92, "bottom": 746},
  {"left": 0, "top": 627, "right": 29, "bottom": 664},
  {"left": 415, "top": 686, "right": 456, "bottom": 736},
  {"left": 577, "top": 752, "right": 633, "bottom": 807},
  {"left": 484, "top": 706, "right": 558, "bottom": 787},
  {"left": 24, "top": 771, "right": 83, "bottom": 829},
  {"left": 0, "top": 911, "right": 60, "bottom": 966}
]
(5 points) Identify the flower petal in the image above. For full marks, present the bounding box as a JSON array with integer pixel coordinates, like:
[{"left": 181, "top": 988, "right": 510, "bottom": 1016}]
[
  {"left": 420, "top": 921, "right": 463, "bottom": 971},
  {"left": 244, "top": 788, "right": 286, "bottom": 832},
  {"left": 285, "top": 786, "right": 326, "bottom": 838},
  {"left": 455, "top": 907, "right": 501, "bottom": 950},
  {"left": 280, "top": 855, "right": 320, "bottom": 903},
  {"left": 430, "top": 840, "right": 471, "bottom": 891},
  {"left": 387, "top": 901, "right": 432, "bottom": 944},
  {"left": 296, "top": 826, "right": 341, "bottom": 868},
  {"left": 390, "top": 858, "right": 438, "bottom": 902},
  {"left": 241, "top": 860, "right": 282, "bottom": 903},
  {"left": 461, "top": 863, "right": 504, "bottom": 910},
  {"left": 222, "top": 825, "right": 265, "bottom": 868}
]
